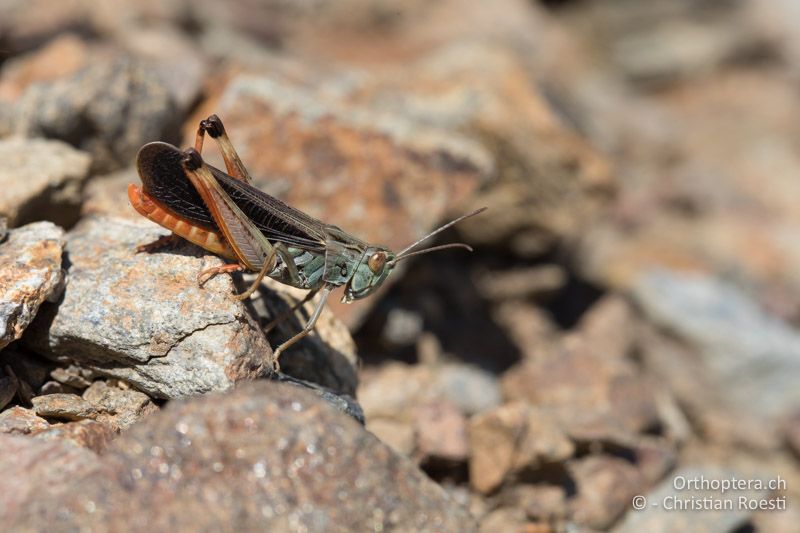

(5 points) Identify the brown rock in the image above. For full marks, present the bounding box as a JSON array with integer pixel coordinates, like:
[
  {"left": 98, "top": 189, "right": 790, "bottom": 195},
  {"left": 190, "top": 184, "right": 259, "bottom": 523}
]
[
  {"left": 351, "top": 41, "right": 614, "bottom": 251},
  {"left": 502, "top": 350, "right": 661, "bottom": 440},
  {"left": 0, "top": 434, "right": 101, "bottom": 526},
  {"left": 479, "top": 507, "right": 545, "bottom": 533},
  {"left": 632, "top": 437, "right": 678, "bottom": 487},
  {"left": 50, "top": 365, "right": 94, "bottom": 390},
  {"left": 468, "top": 402, "right": 574, "bottom": 494},
  {"left": 360, "top": 361, "right": 501, "bottom": 420},
  {"left": 0, "top": 222, "right": 65, "bottom": 350},
  {"left": 0, "top": 34, "right": 93, "bottom": 101},
  {"left": 366, "top": 419, "right": 415, "bottom": 456},
  {"left": 0, "top": 406, "right": 49, "bottom": 435},
  {"left": 32, "top": 420, "right": 116, "bottom": 453},
  {"left": 503, "top": 484, "right": 567, "bottom": 524},
  {"left": 568, "top": 294, "right": 637, "bottom": 361},
  {"left": 568, "top": 455, "right": 644, "bottom": 530},
  {"left": 82, "top": 381, "right": 159, "bottom": 431},
  {"left": 414, "top": 401, "right": 469, "bottom": 463},
  {"left": 32, "top": 393, "right": 98, "bottom": 421},
  {"left": 8, "top": 381, "right": 475, "bottom": 531},
  {"left": 491, "top": 300, "right": 559, "bottom": 362}
]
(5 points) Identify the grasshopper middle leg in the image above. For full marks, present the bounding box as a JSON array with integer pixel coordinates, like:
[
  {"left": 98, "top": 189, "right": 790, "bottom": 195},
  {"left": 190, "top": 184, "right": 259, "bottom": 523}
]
[{"left": 272, "top": 284, "right": 333, "bottom": 372}]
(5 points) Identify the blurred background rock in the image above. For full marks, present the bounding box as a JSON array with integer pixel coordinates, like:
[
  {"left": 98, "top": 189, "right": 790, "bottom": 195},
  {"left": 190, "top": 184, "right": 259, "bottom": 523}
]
[{"left": 1, "top": 0, "right": 799, "bottom": 531}]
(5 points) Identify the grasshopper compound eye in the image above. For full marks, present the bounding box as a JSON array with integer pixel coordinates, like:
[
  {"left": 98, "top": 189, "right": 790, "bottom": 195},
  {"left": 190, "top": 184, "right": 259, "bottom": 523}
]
[{"left": 368, "top": 251, "right": 388, "bottom": 273}]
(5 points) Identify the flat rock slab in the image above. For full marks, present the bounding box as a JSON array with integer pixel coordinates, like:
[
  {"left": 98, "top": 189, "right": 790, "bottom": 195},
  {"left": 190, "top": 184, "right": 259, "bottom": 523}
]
[
  {"left": 0, "top": 221, "right": 65, "bottom": 350},
  {"left": 7, "top": 381, "right": 475, "bottom": 531},
  {"left": 24, "top": 215, "right": 273, "bottom": 399},
  {"left": 0, "top": 137, "right": 91, "bottom": 227}
]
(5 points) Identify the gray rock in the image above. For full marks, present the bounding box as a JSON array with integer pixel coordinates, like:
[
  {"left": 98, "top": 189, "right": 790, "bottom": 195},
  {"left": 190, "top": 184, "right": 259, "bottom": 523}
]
[
  {"left": 0, "top": 222, "right": 65, "bottom": 350},
  {"left": 0, "top": 217, "right": 6, "bottom": 242},
  {"left": 8, "top": 381, "right": 475, "bottom": 531},
  {"left": 433, "top": 363, "right": 502, "bottom": 416},
  {"left": 0, "top": 138, "right": 90, "bottom": 228},
  {"left": 24, "top": 216, "right": 273, "bottom": 399},
  {"left": 632, "top": 270, "right": 800, "bottom": 423},
  {"left": 14, "top": 58, "right": 181, "bottom": 173}
]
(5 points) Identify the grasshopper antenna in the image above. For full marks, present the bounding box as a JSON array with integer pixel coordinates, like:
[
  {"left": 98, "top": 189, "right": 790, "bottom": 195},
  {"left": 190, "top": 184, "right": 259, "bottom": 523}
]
[{"left": 390, "top": 207, "right": 487, "bottom": 265}]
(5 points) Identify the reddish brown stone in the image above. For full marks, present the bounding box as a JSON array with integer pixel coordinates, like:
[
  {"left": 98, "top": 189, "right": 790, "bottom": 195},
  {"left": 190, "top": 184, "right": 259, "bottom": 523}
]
[{"left": 0, "top": 406, "right": 49, "bottom": 435}]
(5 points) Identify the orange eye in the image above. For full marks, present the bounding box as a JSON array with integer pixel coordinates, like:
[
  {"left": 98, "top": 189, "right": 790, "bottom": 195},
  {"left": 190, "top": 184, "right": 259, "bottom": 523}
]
[{"left": 368, "top": 252, "right": 386, "bottom": 274}]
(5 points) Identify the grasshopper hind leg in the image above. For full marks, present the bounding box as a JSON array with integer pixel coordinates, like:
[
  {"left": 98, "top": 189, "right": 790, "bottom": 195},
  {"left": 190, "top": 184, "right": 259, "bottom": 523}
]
[{"left": 194, "top": 114, "right": 251, "bottom": 183}]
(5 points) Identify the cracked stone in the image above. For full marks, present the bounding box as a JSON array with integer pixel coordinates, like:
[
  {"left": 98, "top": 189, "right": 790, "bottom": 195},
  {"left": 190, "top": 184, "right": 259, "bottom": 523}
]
[
  {"left": 23, "top": 215, "right": 273, "bottom": 399},
  {"left": 0, "top": 222, "right": 65, "bottom": 350}
]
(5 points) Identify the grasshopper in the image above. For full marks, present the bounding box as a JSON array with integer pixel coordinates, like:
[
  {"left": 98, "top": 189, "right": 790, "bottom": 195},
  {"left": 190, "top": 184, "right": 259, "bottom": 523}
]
[{"left": 129, "top": 114, "right": 485, "bottom": 370}]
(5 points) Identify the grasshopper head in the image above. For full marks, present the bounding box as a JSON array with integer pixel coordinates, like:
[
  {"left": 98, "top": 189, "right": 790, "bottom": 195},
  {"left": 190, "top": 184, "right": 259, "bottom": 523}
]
[
  {"left": 340, "top": 207, "right": 487, "bottom": 304},
  {"left": 342, "top": 247, "right": 396, "bottom": 303}
]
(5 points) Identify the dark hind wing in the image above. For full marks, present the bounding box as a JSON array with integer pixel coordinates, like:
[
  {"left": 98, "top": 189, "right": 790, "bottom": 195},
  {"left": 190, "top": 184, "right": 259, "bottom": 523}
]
[
  {"left": 136, "top": 142, "right": 217, "bottom": 229},
  {"left": 136, "top": 142, "right": 327, "bottom": 253}
]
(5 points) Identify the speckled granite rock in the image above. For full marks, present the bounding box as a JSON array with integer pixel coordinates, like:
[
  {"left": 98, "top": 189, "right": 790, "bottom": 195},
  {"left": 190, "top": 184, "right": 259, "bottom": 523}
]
[
  {"left": 24, "top": 215, "right": 273, "bottom": 399},
  {"left": 0, "top": 222, "right": 65, "bottom": 350},
  {"left": 6, "top": 381, "right": 475, "bottom": 531}
]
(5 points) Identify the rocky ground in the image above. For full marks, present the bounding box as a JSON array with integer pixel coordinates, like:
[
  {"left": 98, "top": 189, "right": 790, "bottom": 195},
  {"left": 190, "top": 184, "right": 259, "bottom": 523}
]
[{"left": 1, "top": 0, "right": 799, "bottom": 531}]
